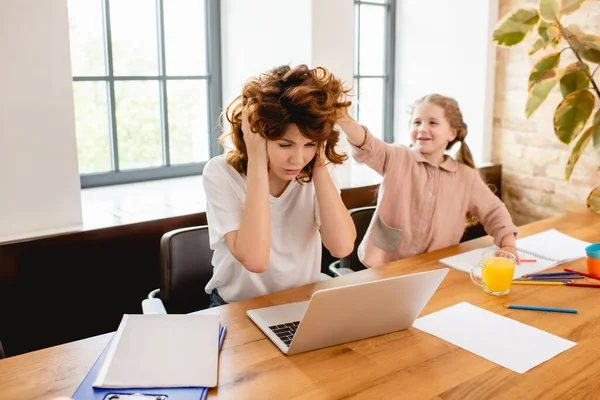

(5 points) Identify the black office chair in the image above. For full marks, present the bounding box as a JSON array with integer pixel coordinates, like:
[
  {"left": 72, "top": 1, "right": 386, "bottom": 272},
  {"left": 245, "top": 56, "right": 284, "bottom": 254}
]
[
  {"left": 142, "top": 226, "right": 214, "bottom": 314},
  {"left": 329, "top": 206, "right": 376, "bottom": 277}
]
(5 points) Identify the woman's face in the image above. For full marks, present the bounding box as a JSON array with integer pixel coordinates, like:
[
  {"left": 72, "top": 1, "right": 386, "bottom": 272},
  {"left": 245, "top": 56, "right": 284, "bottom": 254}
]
[{"left": 266, "top": 123, "right": 318, "bottom": 182}]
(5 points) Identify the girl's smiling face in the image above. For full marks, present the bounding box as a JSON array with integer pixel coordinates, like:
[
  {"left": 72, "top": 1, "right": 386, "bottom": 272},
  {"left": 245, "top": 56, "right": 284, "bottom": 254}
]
[{"left": 410, "top": 102, "right": 457, "bottom": 165}]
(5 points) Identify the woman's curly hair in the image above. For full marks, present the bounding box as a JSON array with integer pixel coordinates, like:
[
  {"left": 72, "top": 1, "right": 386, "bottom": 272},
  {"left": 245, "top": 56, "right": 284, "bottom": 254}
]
[{"left": 220, "top": 64, "right": 352, "bottom": 183}]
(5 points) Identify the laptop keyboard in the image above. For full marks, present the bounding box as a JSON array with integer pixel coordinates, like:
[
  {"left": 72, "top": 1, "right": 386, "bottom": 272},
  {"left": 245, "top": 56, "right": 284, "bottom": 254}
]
[{"left": 268, "top": 321, "right": 300, "bottom": 347}]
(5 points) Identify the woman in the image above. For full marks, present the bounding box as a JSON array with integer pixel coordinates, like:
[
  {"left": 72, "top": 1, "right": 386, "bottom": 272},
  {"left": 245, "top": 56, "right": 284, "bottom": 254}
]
[{"left": 203, "top": 64, "right": 356, "bottom": 306}]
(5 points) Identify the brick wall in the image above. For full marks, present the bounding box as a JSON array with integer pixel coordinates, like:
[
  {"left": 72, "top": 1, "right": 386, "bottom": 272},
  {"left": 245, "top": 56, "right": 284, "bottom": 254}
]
[{"left": 493, "top": 0, "right": 600, "bottom": 225}]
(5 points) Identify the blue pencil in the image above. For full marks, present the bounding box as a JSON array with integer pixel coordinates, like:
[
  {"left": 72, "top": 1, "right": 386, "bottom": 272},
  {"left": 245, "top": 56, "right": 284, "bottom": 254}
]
[
  {"left": 504, "top": 305, "right": 578, "bottom": 314},
  {"left": 520, "top": 276, "right": 584, "bottom": 280},
  {"left": 523, "top": 272, "right": 580, "bottom": 278}
]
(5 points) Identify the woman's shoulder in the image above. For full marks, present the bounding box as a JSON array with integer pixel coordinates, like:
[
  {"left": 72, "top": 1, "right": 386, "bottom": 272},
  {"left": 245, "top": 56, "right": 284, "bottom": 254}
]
[
  {"left": 204, "top": 154, "right": 236, "bottom": 176},
  {"left": 203, "top": 154, "right": 245, "bottom": 186},
  {"left": 204, "top": 154, "right": 226, "bottom": 171}
]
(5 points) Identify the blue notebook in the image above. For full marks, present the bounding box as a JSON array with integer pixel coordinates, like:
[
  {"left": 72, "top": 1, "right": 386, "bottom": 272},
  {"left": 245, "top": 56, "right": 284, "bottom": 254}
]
[{"left": 72, "top": 326, "right": 227, "bottom": 400}]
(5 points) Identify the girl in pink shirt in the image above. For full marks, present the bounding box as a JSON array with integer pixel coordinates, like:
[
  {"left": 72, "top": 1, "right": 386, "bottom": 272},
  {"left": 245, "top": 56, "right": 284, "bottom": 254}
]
[{"left": 337, "top": 93, "right": 519, "bottom": 268}]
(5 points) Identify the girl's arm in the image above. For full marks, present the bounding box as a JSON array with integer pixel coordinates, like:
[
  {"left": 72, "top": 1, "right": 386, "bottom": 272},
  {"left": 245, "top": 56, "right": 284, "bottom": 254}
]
[
  {"left": 313, "top": 165, "right": 356, "bottom": 258},
  {"left": 468, "top": 171, "right": 520, "bottom": 262},
  {"left": 337, "top": 113, "right": 367, "bottom": 147},
  {"left": 225, "top": 110, "right": 271, "bottom": 273},
  {"left": 497, "top": 232, "right": 520, "bottom": 263},
  {"left": 336, "top": 113, "right": 398, "bottom": 176}
]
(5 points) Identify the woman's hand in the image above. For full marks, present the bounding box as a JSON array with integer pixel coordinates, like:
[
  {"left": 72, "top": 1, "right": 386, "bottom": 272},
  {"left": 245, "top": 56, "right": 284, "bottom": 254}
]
[
  {"left": 313, "top": 147, "right": 327, "bottom": 168},
  {"left": 242, "top": 107, "right": 267, "bottom": 163}
]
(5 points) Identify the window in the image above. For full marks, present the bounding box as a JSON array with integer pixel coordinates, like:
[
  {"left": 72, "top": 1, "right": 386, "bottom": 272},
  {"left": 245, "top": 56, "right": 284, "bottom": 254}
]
[
  {"left": 354, "top": 0, "right": 395, "bottom": 142},
  {"left": 68, "top": 0, "right": 222, "bottom": 188}
]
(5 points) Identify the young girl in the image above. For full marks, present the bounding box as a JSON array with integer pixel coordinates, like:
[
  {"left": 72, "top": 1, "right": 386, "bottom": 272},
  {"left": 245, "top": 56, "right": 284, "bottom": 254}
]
[
  {"left": 202, "top": 64, "right": 356, "bottom": 306},
  {"left": 337, "top": 93, "right": 519, "bottom": 268}
]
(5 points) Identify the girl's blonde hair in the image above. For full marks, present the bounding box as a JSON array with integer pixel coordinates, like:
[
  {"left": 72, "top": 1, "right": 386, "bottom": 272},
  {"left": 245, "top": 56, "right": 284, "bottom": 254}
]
[{"left": 411, "top": 93, "right": 475, "bottom": 169}]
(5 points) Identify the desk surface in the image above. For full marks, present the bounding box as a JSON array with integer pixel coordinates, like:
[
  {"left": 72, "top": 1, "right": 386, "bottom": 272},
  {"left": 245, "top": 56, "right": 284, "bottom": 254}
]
[{"left": 1, "top": 209, "right": 598, "bottom": 400}]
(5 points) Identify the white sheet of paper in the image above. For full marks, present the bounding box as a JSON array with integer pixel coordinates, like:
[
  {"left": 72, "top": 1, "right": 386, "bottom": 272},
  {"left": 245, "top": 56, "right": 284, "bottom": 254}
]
[{"left": 412, "top": 302, "right": 576, "bottom": 374}]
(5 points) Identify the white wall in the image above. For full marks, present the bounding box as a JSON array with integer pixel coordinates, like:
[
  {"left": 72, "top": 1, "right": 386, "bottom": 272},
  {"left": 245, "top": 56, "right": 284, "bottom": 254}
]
[
  {"left": 311, "top": 0, "right": 354, "bottom": 90},
  {"left": 0, "top": 0, "right": 82, "bottom": 244},
  {"left": 394, "top": 0, "right": 498, "bottom": 164},
  {"left": 220, "top": 0, "right": 313, "bottom": 108},
  {"left": 221, "top": 0, "right": 354, "bottom": 107}
]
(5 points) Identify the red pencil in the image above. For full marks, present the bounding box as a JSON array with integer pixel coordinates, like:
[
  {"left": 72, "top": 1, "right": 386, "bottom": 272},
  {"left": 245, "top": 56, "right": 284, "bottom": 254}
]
[
  {"left": 563, "top": 268, "right": 600, "bottom": 281},
  {"left": 520, "top": 259, "right": 537, "bottom": 263},
  {"left": 566, "top": 283, "right": 600, "bottom": 288}
]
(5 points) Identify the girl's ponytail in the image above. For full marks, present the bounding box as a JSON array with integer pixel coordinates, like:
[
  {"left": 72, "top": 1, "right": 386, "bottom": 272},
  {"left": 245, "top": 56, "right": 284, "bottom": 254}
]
[{"left": 455, "top": 140, "right": 475, "bottom": 169}]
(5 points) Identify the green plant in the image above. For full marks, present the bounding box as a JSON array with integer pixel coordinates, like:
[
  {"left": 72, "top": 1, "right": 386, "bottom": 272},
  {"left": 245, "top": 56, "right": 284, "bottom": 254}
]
[{"left": 492, "top": 0, "right": 600, "bottom": 213}]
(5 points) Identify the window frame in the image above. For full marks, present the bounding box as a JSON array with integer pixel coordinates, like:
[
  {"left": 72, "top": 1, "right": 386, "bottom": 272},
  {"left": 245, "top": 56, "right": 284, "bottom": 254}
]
[
  {"left": 73, "top": 0, "right": 222, "bottom": 188},
  {"left": 354, "top": 0, "right": 396, "bottom": 143}
]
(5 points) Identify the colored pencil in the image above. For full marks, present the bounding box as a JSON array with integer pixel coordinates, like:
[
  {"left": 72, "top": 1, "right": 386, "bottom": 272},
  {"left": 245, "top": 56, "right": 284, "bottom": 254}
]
[
  {"left": 566, "top": 283, "right": 600, "bottom": 288},
  {"left": 563, "top": 268, "right": 600, "bottom": 281},
  {"left": 523, "top": 271, "right": 580, "bottom": 278},
  {"left": 520, "top": 276, "right": 584, "bottom": 280},
  {"left": 504, "top": 305, "right": 578, "bottom": 314},
  {"left": 520, "top": 259, "right": 537, "bottom": 263},
  {"left": 512, "top": 281, "right": 563, "bottom": 286},
  {"left": 514, "top": 279, "right": 573, "bottom": 283},
  {"left": 512, "top": 281, "right": 600, "bottom": 288}
]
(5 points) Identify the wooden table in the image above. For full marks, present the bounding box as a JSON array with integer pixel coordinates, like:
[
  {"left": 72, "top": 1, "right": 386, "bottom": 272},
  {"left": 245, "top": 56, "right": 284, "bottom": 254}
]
[{"left": 1, "top": 210, "right": 599, "bottom": 400}]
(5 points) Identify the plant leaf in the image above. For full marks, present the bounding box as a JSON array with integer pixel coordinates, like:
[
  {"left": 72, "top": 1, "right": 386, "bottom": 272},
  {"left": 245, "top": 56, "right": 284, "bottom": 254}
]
[
  {"left": 538, "top": 20, "right": 552, "bottom": 41},
  {"left": 526, "top": 77, "right": 560, "bottom": 118},
  {"left": 547, "top": 26, "right": 562, "bottom": 47},
  {"left": 577, "top": 34, "right": 600, "bottom": 63},
  {"left": 539, "top": 0, "right": 560, "bottom": 22},
  {"left": 594, "top": 109, "right": 600, "bottom": 158},
  {"left": 558, "top": 0, "right": 586, "bottom": 15},
  {"left": 529, "top": 38, "right": 547, "bottom": 55},
  {"left": 565, "top": 123, "right": 596, "bottom": 181},
  {"left": 528, "top": 52, "right": 561, "bottom": 90},
  {"left": 559, "top": 62, "right": 590, "bottom": 96},
  {"left": 493, "top": 8, "right": 540, "bottom": 46},
  {"left": 565, "top": 24, "right": 584, "bottom": 37},
  {"left": 554, "top": 89, "right": 595, "bottom": 144},
  {"left": 529, "top": 26, "right": 561, "bottom": 54},
  {"left": 587, "top": 186, "right": 600, "bottom": 213}
]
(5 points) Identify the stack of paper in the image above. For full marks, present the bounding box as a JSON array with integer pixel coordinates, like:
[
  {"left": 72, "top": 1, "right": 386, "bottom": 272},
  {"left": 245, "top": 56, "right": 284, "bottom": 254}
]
[
  {"left": 95, "top": 314, "right": 221, "bottom": 388},
  {"left": 73, "top": 314, "right": 225, "bottom": 400}
]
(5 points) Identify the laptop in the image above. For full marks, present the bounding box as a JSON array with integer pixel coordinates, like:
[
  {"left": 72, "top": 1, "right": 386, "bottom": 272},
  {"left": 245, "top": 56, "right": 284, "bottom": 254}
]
[{"left": 247, "top": 268, "right": 448, "bottom": 355}]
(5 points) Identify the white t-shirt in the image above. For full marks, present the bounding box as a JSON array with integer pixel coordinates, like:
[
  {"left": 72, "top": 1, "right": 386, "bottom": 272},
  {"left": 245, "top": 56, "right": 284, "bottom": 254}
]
[{"left": 202, "top": 154, "right": 340, "bottom": 303}]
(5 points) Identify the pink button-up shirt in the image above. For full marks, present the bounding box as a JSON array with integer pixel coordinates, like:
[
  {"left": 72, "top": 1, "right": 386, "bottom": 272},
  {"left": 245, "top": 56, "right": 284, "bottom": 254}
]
[{"left": 352, "top": 131, "right": 518, "bottom": 269}]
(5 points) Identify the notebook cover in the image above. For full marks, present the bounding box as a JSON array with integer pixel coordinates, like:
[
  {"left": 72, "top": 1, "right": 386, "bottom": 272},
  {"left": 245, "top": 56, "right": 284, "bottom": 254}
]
[{"left": 72, "top": 326, "right": 226, "bottom": 400}]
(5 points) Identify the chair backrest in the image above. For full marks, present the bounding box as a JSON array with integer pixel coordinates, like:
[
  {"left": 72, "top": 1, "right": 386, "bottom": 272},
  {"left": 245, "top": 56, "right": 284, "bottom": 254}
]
[
  {"left": 160, "top": 226, "right": 214, "bottom": 313},
  {"left": 339, "top": 206, "right": 376, "bottom": 272}
]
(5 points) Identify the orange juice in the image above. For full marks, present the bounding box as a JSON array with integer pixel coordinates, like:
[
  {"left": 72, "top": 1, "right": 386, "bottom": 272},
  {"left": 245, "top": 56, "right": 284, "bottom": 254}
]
[{"left": 481, "top": 257, "right": 515, "bottom": 293}]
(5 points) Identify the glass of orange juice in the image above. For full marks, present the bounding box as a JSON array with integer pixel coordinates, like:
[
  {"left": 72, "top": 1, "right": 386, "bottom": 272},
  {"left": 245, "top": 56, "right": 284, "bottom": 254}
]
[{"left": 470, "top": 250, "right": 516, "bottom": 295}]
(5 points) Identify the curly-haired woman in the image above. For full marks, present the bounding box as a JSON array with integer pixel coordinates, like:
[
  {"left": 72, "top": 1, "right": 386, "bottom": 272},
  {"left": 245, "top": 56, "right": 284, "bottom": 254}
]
[{"left": 203, "top": 64, "right": 356, "bottom": 306}]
